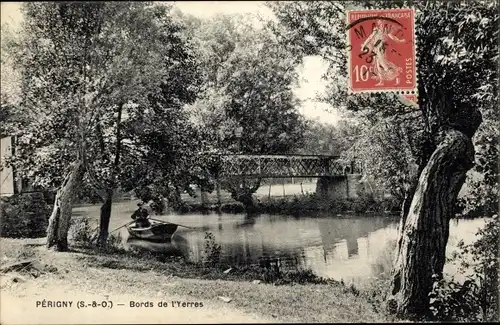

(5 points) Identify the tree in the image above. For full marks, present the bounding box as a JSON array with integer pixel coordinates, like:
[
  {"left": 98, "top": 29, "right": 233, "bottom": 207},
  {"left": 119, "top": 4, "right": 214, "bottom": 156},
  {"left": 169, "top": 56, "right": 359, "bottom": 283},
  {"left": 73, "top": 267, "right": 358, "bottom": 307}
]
[
  {"left": 268, "top": 0, "right": 498, "bottom": 319},
  {"left": 343, "top": 111, "right": 423, "bottom": 204},
  {"left": 186, "top": 14, "right": 306, "bottom": 154},
  {"left": 297, "top": 119, "right": 361, "bottom": 156},
  {"left": 83, "top": 3, "right": 201, "bottom": 245},
  {"left": 182, "top": 13, "right": 307, "bottom": 208},
  {"left": 118, "top": 109, "right": 208, "bottom": 212},
  {"left": 386, "top": 2, "right": 497, "bottom": 317},
  {"left": 1, "top": 24, "right": 22, "bottom": 137},
  {"left": 3, "top": 2, "right": 196, "bottom": 250}
]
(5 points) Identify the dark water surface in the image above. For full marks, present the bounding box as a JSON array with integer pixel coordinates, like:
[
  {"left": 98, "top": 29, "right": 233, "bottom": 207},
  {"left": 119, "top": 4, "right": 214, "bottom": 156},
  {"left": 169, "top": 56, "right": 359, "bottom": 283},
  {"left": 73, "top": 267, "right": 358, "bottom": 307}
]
[{"left": 73, "top": 200, "right": 486, "bottom": 282}]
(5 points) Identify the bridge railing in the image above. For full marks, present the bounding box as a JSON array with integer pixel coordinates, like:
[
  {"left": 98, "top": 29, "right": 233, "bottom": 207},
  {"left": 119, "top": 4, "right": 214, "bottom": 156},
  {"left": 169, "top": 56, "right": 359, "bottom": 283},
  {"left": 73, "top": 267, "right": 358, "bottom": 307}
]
[{"left": 218, "top": 154, "right": 361, "bottom": 178}]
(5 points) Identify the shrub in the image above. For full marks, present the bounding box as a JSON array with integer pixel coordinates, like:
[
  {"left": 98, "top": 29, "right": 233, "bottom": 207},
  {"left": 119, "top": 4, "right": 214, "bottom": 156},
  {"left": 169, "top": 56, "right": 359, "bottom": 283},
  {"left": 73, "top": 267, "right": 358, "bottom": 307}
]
[
  {"left": 0, "top": 192, "right": 51, "bottom": 238},
  {"left": 220, "top": 203, "right": 245, "bottom": 213},
  {"left": 274, "top": 269, "right": 336, "bottom": 285},
  {"left": 68, "top": 217, "right": 98, "bottom": 247},
  {"left": 106, "top": 232, "right": 123, "bottom": 248},
  {"left": 371, "top": 239, "right": 397, "bottom": 280},
  {"left": 201, "top": 232, "right": 221, "bottom": 266},
  {"left": 257, "top": 192, "right": 398, "bottom": 214},
  {"left": 98, "top": 232, "right": 129, "bottom": 254},
  {"left": 429, "top": 215, "right": 499, "bottom": 322},
  {"left": 150, "top": 197, "right": 166, "bottom": 215}
]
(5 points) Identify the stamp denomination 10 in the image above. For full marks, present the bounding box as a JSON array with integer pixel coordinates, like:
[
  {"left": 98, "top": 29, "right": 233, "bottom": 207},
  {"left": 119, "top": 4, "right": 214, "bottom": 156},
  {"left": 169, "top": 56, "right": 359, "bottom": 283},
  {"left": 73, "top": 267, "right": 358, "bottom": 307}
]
[{"left": 347, "top": 8, "right": 417, "bottom": 94}]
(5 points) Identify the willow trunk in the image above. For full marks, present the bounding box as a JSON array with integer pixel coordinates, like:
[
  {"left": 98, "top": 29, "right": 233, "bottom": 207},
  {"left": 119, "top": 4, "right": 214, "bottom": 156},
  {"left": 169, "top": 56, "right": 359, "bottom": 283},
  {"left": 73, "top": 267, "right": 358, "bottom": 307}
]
[
  {"left": 389, "top": 128, "right": 475, "bottom": 319},
  {"left": 46, "top": 160, "right": 85, "bottom": 251}
]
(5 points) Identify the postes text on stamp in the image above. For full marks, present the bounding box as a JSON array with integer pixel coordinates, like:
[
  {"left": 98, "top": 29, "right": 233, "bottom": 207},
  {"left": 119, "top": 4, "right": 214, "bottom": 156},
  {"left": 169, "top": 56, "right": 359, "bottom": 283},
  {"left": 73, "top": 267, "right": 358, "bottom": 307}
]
[{"left": 347, "top": 8, "right": 416, "bottom": 94}]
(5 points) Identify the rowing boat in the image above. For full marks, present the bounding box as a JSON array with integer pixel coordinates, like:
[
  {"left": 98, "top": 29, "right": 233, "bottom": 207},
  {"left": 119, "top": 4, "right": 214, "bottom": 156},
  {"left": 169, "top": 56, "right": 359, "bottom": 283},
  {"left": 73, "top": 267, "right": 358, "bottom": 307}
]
[{"left": 126, "top": 219, "right": 178, "bottom": 242}]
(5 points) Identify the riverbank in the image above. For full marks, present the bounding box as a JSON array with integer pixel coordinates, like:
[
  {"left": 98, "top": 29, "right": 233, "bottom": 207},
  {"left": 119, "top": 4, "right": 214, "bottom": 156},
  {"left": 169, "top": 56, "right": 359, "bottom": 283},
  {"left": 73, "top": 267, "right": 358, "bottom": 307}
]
[
  {"left": 176, "top": 192, "right": 400, "bottom": 215},
  {"left": 1, "top": 237, "right": 391, "bottom": 324}
]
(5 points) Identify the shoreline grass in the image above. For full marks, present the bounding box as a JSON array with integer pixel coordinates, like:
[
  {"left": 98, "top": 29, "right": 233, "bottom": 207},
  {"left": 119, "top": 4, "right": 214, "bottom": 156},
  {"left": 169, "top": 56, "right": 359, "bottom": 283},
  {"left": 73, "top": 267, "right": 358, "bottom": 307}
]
[
  {"left": 0, "top": 237, "right": 392, "bottom": 323},
  {"left": 174, "top": 193, "right": 401, "bottom": 216}
]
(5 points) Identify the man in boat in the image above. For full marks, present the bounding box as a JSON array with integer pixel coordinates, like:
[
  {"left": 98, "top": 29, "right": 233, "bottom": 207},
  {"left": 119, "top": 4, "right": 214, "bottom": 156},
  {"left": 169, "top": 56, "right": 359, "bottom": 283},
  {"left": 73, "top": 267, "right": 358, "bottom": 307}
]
[{"left": 131, "top": 202, "right": 151, "bottom": 228}]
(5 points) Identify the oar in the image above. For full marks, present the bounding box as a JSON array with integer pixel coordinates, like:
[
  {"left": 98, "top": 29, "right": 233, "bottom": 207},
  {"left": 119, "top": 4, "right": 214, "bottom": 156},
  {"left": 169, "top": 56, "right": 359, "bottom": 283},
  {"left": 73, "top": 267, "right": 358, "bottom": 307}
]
[
  {"left": 148, "top": 217, "right": 197, "bottom": 230},
  {"left": 109, "top": 220, "right": 136, "bottom": 234}
]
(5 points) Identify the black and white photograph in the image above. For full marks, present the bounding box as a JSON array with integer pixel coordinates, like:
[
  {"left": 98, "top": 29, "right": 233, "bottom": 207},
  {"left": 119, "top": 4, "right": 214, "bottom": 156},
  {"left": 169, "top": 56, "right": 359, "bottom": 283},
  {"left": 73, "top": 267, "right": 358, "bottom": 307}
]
[{"left": 0, "top": 1, "right": 498, "bottom": 323}]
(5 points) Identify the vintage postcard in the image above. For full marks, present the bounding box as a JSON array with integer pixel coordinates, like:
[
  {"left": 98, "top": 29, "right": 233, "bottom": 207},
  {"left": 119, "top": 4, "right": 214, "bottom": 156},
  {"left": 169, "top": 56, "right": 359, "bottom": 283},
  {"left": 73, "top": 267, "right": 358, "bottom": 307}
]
[{"left": 1, "top": 1, "right": 498, "bottom": 324}]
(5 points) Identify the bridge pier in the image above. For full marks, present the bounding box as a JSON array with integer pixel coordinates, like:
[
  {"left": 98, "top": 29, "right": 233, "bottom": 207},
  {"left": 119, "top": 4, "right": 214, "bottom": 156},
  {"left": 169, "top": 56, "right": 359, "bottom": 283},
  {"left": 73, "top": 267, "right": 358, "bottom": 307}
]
[{"left": 315, "top": 174, "right": 363, "bottom": 200}]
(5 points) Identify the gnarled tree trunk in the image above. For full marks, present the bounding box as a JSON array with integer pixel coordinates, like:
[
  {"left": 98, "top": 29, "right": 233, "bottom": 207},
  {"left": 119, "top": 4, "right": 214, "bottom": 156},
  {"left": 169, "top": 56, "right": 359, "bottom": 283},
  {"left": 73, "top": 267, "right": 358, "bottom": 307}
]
[
  {"left": 46, "top": 160, "right": 85, "bottom": 251},
  {"left": 388, "top": 128, "right": 476, "bottom": 319}
]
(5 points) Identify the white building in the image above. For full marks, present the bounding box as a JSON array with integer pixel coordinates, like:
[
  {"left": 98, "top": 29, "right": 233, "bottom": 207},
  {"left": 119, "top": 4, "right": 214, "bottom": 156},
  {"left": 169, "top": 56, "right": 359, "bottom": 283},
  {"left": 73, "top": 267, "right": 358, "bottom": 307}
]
[{"left": 0, "top": 136, "right": 15, "bottom": 196}]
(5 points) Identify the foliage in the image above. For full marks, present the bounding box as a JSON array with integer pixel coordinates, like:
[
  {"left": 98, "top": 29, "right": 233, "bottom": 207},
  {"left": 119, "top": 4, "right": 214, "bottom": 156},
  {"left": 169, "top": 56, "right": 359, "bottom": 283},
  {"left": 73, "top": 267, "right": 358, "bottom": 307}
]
[
  {"left": 112, "top": 7, "right": 204, "bottom": 208},
  {"left": 0, "top": 192, "right": 51, "bottom": 238},
  {"left": 201, "top": 231, "right": 221, "bottom": 266},
  {"left": 68, "top": 217, "right": 127, "bottom": 252},
  {"left": 148, "top": 197, "right": 166, "bottom": 215},
  {"left": 274, "top": 269, "right": 328, "bottom": 285},
  {"left": 267, "top": 1, "right": 426, "bottom": 200},
  {"left": 267, "top": 2, "right": 499, "bottom": 210},
  {"left": 345, "top": 117, "right": 421, "bottom": 203},
  {"left": 179, "top": 13, "right": 308, "bottom": 204},
  {"left": 2, "top": 2, "right": 201, "bottom": 202},
  {"left": 0, "top": 98, "right": 20, "bottom": 137},
  {"left": 371, "top": 239, "right": 397, "bottom": 281},
  {"left": 459, "top": 118, "right": 499, "bottom": 217},
  {"left": 269, "top": 0, "right": 498, "bottom": 318},
  {"left": 221, "top": 177, "right": 262, "bottom": 210},
  {"left": 68, "top": 217, "right": 98, "bottom": 246},
  {"left": 2, "top": 3, "right": 151, "bottom": 187},
  {"left": 119, "top": 116, "right": 209, "bottom": 210},
  {"left": 98, "top": 232, "right": 129, "bottom": 254},
  {"left": 256, "top": 192, "right": 394, "bottom": 214},
  {"left": 2, "top": 3, "right": 206, "bottom": 246},
  {"left": 297, "top": 119, "right": 362, "bottom": 156},
  {"left": 1, "top": 24, "right": 22, "bottom": 137},
  {"left": 429, "top": 215, "right": 499, "bottom": 322},
  {"left": 264, "top": 267, "right": 340, "bottom": 286},
  {"left": 184, "top": 13, "right": 308, "bottom": 155},
  {"left": 268, "top": 0, "right": 498, "bottom": 191}
]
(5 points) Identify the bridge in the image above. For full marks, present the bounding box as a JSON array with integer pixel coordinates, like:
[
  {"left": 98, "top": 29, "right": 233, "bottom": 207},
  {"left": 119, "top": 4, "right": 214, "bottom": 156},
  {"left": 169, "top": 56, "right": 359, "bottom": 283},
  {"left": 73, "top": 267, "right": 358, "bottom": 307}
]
[
  {"left": 217, "top": 154, "right": 362, "bottom": 178},
  {"left": 213, "top": 154, "right": 364, "bottom": 200}
]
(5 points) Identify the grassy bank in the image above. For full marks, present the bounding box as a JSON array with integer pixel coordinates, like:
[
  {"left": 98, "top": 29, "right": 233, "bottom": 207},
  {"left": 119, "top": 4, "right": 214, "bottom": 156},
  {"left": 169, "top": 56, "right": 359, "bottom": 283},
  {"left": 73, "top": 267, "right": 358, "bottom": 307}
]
[
  {"left": 176, "top": 192, "right": 400, "bottom": 216},
  {"left": 1, "top": 237, "right": 392, "bottom": 323}
]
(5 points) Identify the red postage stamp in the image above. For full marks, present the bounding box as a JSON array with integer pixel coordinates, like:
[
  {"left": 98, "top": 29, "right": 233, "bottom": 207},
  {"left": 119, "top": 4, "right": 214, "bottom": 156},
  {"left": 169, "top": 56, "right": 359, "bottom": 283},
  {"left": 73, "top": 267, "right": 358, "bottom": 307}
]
[{"left": 347, "top": 8, "right": 416, "bottom": 94}]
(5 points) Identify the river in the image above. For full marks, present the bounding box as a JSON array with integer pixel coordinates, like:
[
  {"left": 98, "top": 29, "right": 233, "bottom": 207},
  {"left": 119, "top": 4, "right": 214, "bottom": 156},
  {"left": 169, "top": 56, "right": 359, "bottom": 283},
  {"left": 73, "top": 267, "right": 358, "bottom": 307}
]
[{"left": 73, "top": 200, "right": 486, "bottom": 283}]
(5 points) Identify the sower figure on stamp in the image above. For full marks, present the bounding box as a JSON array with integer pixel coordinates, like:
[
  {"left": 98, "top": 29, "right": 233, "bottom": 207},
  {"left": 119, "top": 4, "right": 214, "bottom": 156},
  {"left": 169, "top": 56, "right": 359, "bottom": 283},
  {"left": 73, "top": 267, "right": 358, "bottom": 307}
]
[
  {"left": 361, "top": 19, "right": 406, "bottom": 86},
  {"left": 131, "top": 202, "right": 151, "bottom": 228}
]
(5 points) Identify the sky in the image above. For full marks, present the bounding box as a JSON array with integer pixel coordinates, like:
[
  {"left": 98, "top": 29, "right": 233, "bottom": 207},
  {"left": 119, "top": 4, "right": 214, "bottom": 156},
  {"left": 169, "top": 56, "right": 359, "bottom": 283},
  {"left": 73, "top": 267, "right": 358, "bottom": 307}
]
[{"left": 1, "top": 1, "right": 342, "bottom": 125}]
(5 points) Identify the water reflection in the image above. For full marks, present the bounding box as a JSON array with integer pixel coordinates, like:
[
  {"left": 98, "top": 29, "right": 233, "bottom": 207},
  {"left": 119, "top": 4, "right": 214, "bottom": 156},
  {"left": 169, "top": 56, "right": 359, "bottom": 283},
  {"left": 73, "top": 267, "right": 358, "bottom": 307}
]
[
  {"left": 159, "top": 214, "right": 483, "bottom": 282},
  {"left": 76, "top": 201, "right": 486, "bottom": 283},
  {"left": 125, "top": 234, "right": 189, "bottom": 257},
  {"left": 171, "top": 213, "right": 400, "bottom": 280}
]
